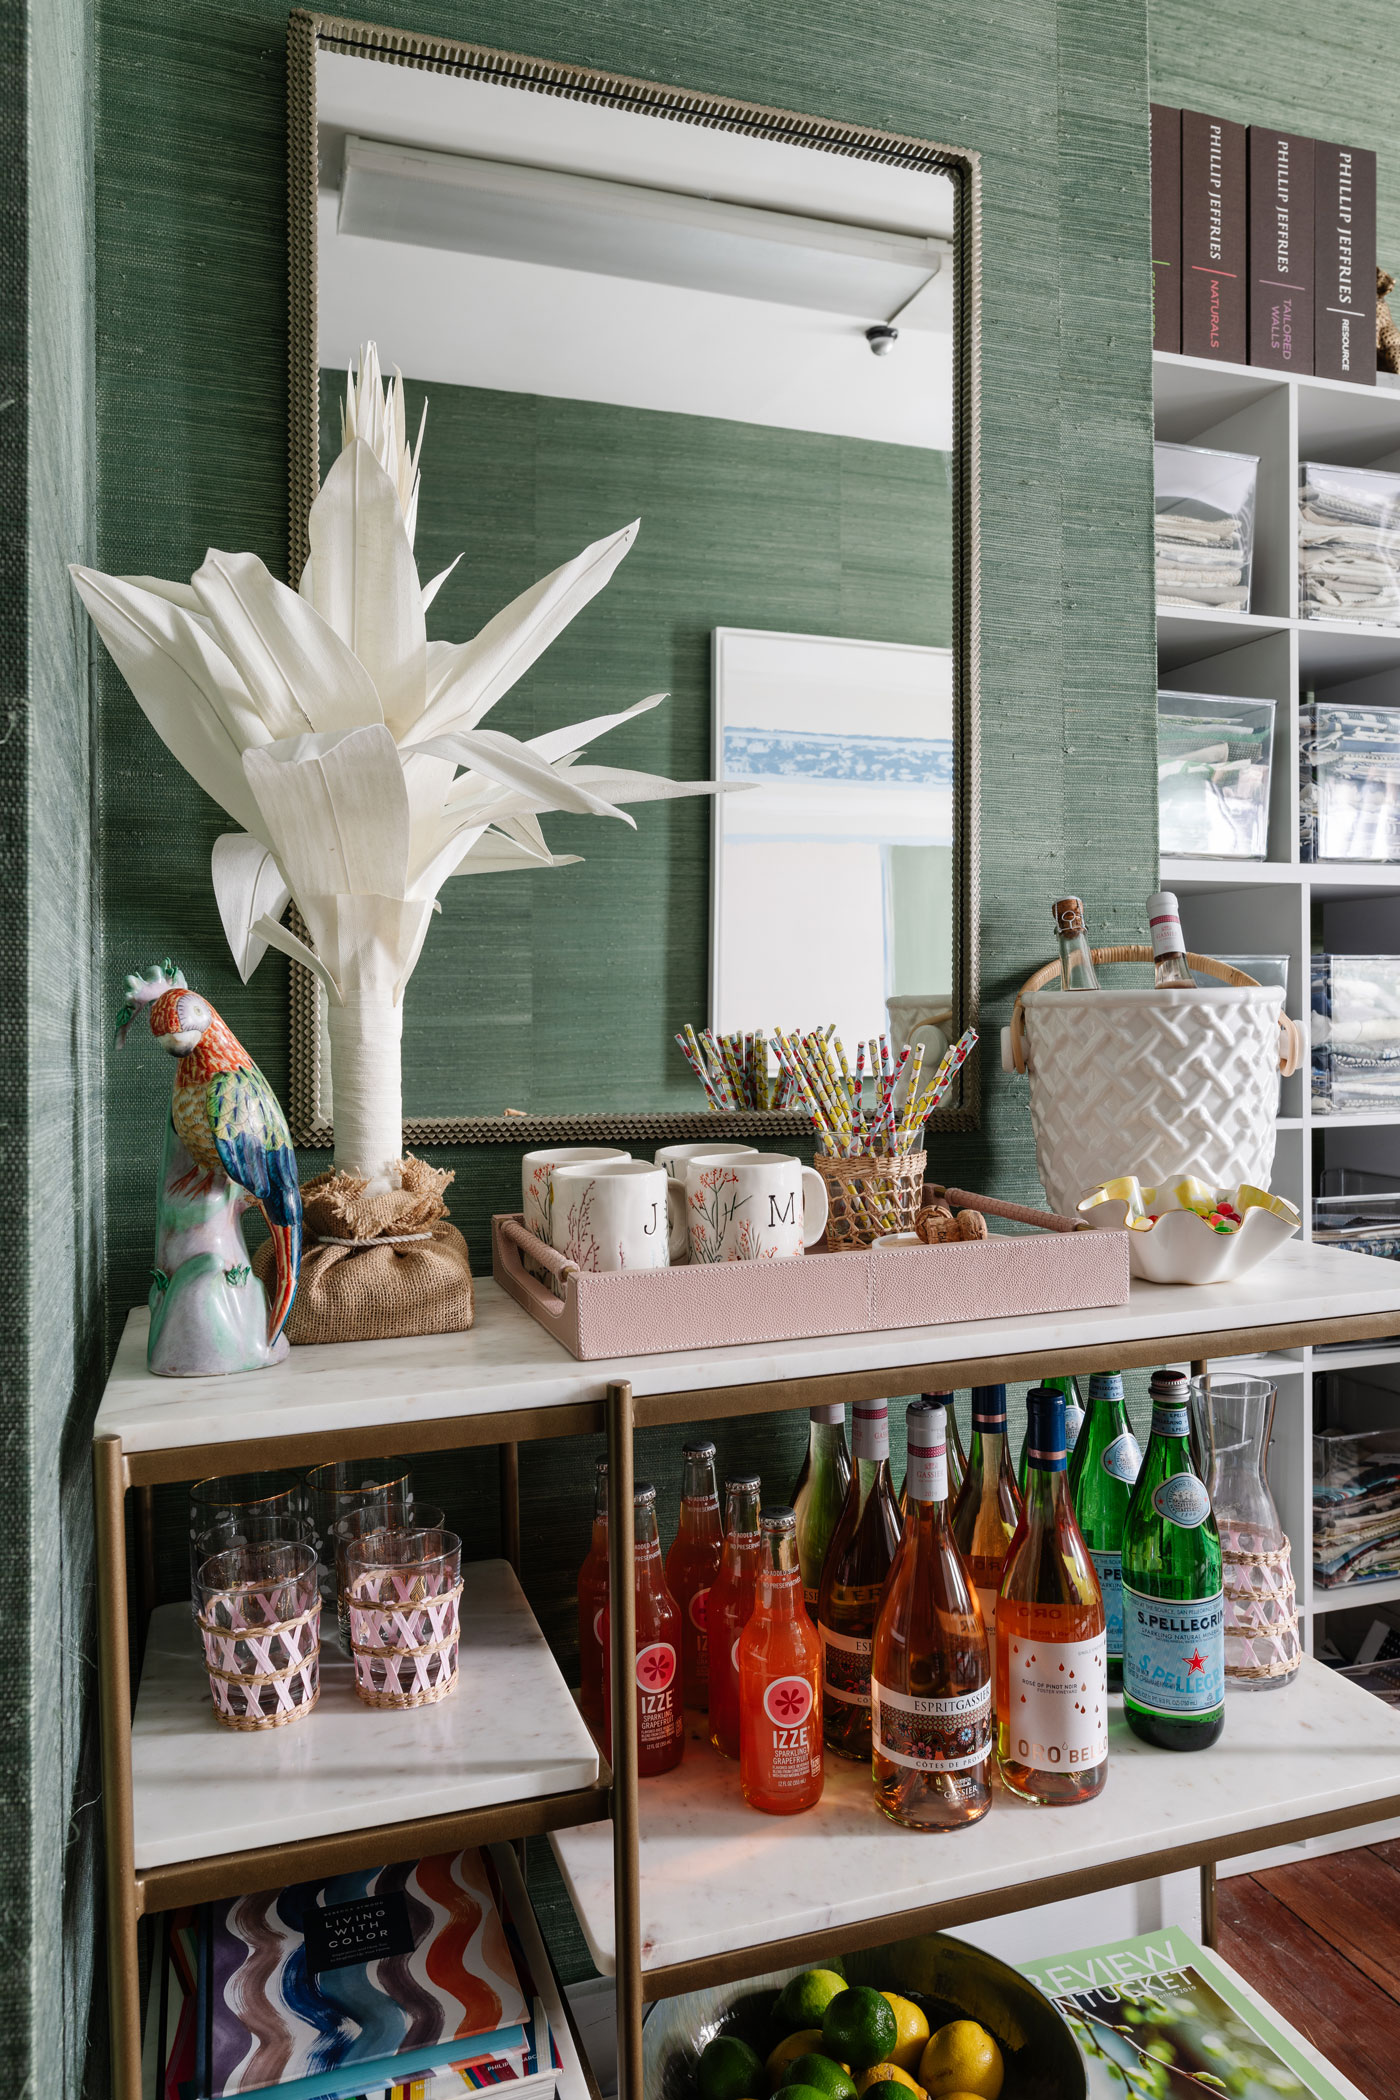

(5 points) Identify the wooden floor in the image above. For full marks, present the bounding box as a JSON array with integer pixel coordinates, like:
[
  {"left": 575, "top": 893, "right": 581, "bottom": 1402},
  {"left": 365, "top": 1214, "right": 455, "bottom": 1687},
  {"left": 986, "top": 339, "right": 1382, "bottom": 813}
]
[{"left": 1218, "top": 1841, "right": 1400, "bottom": 2100}]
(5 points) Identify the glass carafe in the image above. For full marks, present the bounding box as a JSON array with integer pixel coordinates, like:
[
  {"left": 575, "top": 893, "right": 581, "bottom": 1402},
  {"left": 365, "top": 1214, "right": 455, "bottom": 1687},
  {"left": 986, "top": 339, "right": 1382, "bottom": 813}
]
[{"left": 1193, "top": 1375, "right": 1300, "bottom": 1690}]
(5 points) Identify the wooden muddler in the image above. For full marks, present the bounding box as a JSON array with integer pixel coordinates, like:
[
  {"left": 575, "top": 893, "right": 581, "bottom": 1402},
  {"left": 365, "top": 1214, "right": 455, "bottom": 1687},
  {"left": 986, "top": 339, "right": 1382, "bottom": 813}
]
[{"left": 928, "top": 1184, "right": 1087, "bottom": 1234}]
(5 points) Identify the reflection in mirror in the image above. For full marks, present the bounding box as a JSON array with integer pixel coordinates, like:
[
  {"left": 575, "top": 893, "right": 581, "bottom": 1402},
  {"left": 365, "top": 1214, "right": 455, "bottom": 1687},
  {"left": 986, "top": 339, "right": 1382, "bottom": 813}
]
[{"left": 299, "top": 38, "right": 968, "bottom": 1137}]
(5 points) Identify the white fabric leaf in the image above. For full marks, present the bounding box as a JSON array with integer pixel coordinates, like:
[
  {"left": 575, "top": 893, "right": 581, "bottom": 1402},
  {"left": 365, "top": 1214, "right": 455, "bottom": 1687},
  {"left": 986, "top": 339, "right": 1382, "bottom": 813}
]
[
  {"left": 251, "top": 911, "right": 344, "bottom": 1005},
  {"left": 413, "top": 520, "right": 640, "bottom": 742},
  {"left": 69, "top": 565, "right": 271, "bottom": 837},
  {"left": 194, "top": 548, "right": 382, "bottom": 738},
  {"left": 450, "top": 833, "right": 583, "bottom": 877},
  {"left": 211, "top": 833, "right": 291, "bottom": 981},
  {"left": 528, "top": 691, "right": 667, "bottom": 764},
  {"left": 306, "top": 440, "right": 426, "bottom": 738},
  {"left": 405, "top": 726, "right": 635, "bottom": 826},
  {"left": 120, "top": 574, "right": 204, "bottom": 613},
  {"left": 420, "top": 553, "right": 462, "bottom": 611},
  {"left": 329, "top": 892, "right": 438, "bottom": 1001},
  {"left": 243, "top": 724, "right": 411, "bottom": 904},
  {"left": 556, "top": 762, "right": 724, "bottom": 806}
]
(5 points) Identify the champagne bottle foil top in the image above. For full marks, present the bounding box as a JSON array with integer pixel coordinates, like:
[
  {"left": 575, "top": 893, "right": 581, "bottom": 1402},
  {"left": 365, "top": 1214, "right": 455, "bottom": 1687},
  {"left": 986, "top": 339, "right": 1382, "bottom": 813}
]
[
  {"left": 1026, "top": 1386, "right": 1068, "bottom": 1470},
  {"left": 1087, "top": 1373, "right": 1125, "bottom": 1402},
  {"left": 1053, "top": 896, "right": 1086, "bottom": 936},
  {"left": 1147, "top": 892, "right": 1186, "bottom": 959},
  {"left": 908, "top": 1412, "right": 947, "bottom": 1453},
  {"left": 810, "top": 1404, "right": 845, "bottom": 1425},
  {"left": 971, "top": 1383, "right": 1008, "bottom": 1426}
]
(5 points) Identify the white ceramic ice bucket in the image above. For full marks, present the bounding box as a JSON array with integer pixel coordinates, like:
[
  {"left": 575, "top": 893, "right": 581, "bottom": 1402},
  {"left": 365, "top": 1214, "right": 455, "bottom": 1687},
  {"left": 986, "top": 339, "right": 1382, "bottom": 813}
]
[{"left": 1002, "top": 950, "right": 1303, "bottom": 1217}]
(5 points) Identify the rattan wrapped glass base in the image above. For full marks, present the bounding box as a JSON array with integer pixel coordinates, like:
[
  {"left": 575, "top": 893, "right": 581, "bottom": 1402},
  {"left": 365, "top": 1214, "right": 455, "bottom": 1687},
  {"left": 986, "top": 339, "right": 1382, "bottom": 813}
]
[{"left": 815, "top": 1150, "right": 927, "bottom": 1247}]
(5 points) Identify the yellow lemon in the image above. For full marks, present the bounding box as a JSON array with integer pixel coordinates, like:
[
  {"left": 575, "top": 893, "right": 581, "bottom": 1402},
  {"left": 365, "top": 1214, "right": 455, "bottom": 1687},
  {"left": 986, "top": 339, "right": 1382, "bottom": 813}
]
[
  {"left": 879, "top": 1997, "right": 931, "bottom": 2076},
  {"left": 918, "top": 2022, "right": 1003, "bottom": 2100},
  {"left": 768, "top": 2030, "right": 826, "bottom": 2082},
  {"left": 855, "top": 2066, "right": 924, "bottom": 2098}
]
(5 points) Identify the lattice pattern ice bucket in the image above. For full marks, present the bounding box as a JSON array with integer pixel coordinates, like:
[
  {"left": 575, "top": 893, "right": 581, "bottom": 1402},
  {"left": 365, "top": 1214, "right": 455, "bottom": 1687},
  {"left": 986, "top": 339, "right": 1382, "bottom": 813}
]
[
  {"left": 195, "top": 1542, "right": 322, "bottom": 1731},
  {"left": 816, "top": 1151, "right": 927, "bottom": 1248},
  {"left": 1222, "top": 1524, "right": 1302, "bottom": 1685},
  {"left": 345, "top": 1527, "right": 464, "bottom": 1709}
]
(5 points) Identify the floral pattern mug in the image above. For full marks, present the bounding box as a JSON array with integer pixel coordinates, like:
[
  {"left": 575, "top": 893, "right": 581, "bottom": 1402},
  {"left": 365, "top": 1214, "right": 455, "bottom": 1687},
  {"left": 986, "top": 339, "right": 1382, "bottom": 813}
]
[{"left": 684, "top": 1152, "right": 829, "bottom": 1263}]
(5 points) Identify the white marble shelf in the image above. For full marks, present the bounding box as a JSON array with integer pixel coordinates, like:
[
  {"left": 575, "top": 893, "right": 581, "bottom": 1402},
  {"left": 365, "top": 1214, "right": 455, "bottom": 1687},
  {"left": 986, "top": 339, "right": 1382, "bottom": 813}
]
[
  {"left": 549, "top": 1656, "right": 1400, "bottom": 1978},
  {"left": 96, "top": 1242, "right": 1400, "bottom": 1461},
  {"left": 133, "top": 1559, "right": 599, "bottom": 1870}
]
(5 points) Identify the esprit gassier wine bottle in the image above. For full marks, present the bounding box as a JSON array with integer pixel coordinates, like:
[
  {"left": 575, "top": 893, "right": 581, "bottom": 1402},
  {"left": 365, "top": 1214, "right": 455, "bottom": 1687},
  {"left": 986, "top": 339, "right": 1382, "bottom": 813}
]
[
  {"left": 600, "top": 1481, "right": 685, "bottom": 1776},
  {"left": 818, "top": 1398, "right": 902, "bottom": 1760},
  {"left": 792, "top": 1404, "right": 852, "bottom": 1618},
  {"left": 997, "top": 1386, "right": 1108, "bottom": 1805},
  {"left": 665, "top": 1440, "right": 723, "bottom": 1709},
  {"left": 873, "top": 1401, "right": 992, "bottom": 1830},
  {"left": 740, "top": 1507, "right": 823, "bottom": 1814},
  {"left": 1068, "top": 1371, "right": 1142, "bottom": 1690},
  {"left": 707, "top": 1474, "right": 763, "bottom": 1759},
  {"left": 1121, "top": 1368, "right": 1225, "bottom": 1751},
  {"left": 900, "top": 1392, "right": 966, "bottom": 1516}
]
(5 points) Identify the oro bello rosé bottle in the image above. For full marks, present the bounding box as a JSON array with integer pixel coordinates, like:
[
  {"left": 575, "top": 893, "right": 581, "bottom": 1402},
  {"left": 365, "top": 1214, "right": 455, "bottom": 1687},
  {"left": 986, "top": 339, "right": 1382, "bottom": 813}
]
[
  {"left": 708, "top": 1475, "right": 763, "bottom": 1759},
  {"left": 576, "top": 1457, "right": 609, "bottom": 1736},
  {"left": 740, "top": 1507, "right": 823, "bottom": 1815},
  {"left": 818, "top": 1398, "right": 902, "bottom": 1761},
  {"left": 665, "top": 1441, "right": 723, "bottom": 1709},
  {"left": 600, "top": 1481, "right": 685, "bottom": 1776}
]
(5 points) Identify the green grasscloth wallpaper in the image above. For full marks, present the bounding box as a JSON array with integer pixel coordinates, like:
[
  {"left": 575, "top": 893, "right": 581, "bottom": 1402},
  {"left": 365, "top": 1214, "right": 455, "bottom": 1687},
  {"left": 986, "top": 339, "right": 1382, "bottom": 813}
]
[
  {"left": 317, "top": 371, "right": 952, "bottom": 1118},
  {"left": 48, "top": 0, "right": 1168, "bottom": 2085}
]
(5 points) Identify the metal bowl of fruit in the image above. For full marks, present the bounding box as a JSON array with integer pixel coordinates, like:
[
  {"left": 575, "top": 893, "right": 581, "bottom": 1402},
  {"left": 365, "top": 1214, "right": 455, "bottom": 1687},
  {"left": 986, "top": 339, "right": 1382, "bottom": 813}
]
[
  {"left": 644, "top": 1944, "right": 1086, "bottom": 2100},
  {"left": 1076, "top": 1176, "right": 1300, "bottom": 1285}
]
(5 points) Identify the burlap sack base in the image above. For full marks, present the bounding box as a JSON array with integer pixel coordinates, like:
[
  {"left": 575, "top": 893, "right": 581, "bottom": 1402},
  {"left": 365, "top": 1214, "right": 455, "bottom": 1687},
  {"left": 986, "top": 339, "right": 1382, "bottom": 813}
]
[{"left": 253, "top": 1156, "right": 475, "bottom": 1344}]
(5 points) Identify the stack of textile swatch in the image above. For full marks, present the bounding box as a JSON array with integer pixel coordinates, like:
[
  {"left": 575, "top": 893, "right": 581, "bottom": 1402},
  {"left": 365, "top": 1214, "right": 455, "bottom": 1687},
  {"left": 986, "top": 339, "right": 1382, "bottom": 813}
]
[
  {"left": 1299, "top": 460, "right": 1400, "bottom": 623},
  {"left": 1312, "top": 954, "right": 1400, "bottom": 1110},
  {"left": 1155, "top": 440, "right": 1257, "bottom": 610},
  {"left": 1314, "top": 1424, "right": 1400, "bottom": 1590}
]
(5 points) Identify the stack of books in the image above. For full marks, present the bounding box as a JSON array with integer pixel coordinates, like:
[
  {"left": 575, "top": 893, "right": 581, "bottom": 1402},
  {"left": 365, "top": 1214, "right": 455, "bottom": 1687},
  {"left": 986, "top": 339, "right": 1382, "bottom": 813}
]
[
  {"left": 143, "top": 1845, "right": 572, "bottom": 2100},
  {"left": 1151, "top": 105, "right": 1377, "bottom": 383}
]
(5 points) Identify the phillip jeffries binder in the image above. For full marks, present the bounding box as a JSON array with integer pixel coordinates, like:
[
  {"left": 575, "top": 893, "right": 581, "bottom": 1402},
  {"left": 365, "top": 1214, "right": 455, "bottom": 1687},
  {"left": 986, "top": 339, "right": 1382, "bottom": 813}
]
[
  {"left": 1151, "top": 104, "right": 1182, "bottom": 354},
  {"left": 1248, "top": 127, "right": 1313, "bottom": 371},
  {"left": 1316, "top": 139, "right": 1377, "bottom": 383},
  {"left": 1182, "top": 110, "right": 1247, "bottom": 362}
]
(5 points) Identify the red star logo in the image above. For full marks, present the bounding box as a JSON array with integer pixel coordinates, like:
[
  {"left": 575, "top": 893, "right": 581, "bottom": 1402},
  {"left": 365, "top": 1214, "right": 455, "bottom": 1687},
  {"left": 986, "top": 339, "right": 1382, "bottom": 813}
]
[{"left": 1185, "top": 1648, "right": 1208, "bottom": 1676}]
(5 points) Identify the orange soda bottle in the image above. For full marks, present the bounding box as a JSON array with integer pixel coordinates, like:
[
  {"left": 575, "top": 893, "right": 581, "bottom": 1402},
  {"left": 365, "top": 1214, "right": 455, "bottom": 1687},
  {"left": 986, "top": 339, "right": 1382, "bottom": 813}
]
[
  {"left": 666, "top": 1441, "right": 723, "bottom": 1709},
  {"left": 601, "top": 1481, "right": 685, "bottom": 1775},
  {"left": 708, "top": 1475, "right": 763, "bottom": 1757},
  {"left": 740, "top": 1507, "right": 823, "bottom": 1815},
  {"left": 576, "top": 1457, "right": 608, "bottom": 1736}
]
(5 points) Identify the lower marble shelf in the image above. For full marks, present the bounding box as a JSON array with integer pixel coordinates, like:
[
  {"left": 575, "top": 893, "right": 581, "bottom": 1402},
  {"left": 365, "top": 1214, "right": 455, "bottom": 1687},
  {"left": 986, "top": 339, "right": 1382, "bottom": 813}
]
[
  {"left": 549, "top": 1656, "right": 1400, "bottom": 1981},
  {"left": 133, "top": 1559, "right": 600, "bottom": 1871}
]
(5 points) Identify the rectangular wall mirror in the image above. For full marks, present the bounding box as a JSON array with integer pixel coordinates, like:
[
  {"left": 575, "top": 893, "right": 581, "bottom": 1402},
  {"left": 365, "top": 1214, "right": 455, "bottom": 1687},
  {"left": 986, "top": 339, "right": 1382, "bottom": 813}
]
[{"left": 287, "top": 13, "right": 979, "bottom": 1145}]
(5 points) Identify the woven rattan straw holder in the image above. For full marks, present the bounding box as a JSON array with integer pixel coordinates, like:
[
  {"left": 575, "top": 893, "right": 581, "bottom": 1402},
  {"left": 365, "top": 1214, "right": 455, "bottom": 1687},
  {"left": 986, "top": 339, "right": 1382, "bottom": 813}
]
[
  {"left": 346, "top": 1527, "right": 463, "bottom": 1709},
  {"left": 195, "top": 1541, "right": 321, "bottom": 1731},
  {"left": 816, "top": 1150, "right": 927, "bottom": 1248}
]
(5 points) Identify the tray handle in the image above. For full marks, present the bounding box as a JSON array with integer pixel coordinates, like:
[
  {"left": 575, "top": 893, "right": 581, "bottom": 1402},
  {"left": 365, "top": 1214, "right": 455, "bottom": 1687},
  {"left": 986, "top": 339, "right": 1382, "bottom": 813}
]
[{"left": 497, "top": 1215, "right": 578, "bottom": 1320}]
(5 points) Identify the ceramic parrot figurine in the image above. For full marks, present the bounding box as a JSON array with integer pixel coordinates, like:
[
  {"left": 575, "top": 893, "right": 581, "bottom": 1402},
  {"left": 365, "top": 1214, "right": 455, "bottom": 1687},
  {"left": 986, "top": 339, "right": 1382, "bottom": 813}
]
[{"left": 117, "top": 961, "right": 302, "bottom": 1345}]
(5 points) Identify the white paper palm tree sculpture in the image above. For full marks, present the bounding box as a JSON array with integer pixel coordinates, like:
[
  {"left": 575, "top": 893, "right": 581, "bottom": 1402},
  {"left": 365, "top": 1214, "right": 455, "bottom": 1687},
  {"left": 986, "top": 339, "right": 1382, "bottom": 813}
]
[{"left": 73, "top": 346, "right": 716, "bottom": 1188}]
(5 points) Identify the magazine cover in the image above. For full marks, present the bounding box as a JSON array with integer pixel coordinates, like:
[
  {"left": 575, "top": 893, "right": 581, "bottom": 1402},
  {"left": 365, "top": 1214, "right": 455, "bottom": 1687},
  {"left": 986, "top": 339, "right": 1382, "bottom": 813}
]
[
  {"left": 1020, "top": 1929, "right": 1350, "bottom": 2100},
  {"left": 199, "top": 1851, "right": 528, "bottom": 2100}
]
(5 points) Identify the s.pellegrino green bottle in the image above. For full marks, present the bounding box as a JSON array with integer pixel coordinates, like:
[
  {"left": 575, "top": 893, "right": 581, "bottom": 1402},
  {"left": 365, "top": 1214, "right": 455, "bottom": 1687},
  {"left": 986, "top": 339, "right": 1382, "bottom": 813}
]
[
  {"left": 1067, "top": 1371, "right": 1142, "bottom": 1689},
  {"left": 792, "top": 1404, "right": 852, "bottom": 1618},
  {"left": 1121, "top": 1367, "right": 1224, "bottom": 1750},
  {"left": 1017, "top": 1377, "right": 1084, "bottom": 1490}
]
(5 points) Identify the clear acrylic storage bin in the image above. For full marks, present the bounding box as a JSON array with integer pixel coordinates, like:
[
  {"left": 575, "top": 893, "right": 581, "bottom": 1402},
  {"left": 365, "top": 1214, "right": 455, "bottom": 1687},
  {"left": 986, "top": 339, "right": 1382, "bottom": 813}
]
[
  {"left": 1313, "top": 1419, "right": 1400, "bottom": 1590},
  {"left": 1312, "top": 955, "right": 1400, "bottom": 1111},
  {"left": 1300, "top": 701, "right": 1400, "bottom": 861},
  {"left": 1158, "top": 690, "right": 1275, "bottom": 858},
  {"left": 1300, "top": 460, "right": 1400, "bottom": 624},
  {"left": 1313, "top": 1169, "right": 1400, "bottom": 1255},
  {"left": 1155, "top": 441, "right": 1258, "bottom": 611}
]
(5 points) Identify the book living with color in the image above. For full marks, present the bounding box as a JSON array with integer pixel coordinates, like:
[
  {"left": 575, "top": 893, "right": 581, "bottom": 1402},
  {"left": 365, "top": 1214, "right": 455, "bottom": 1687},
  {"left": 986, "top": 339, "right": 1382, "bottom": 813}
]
[{"left": 1020, "top": 1926, "right": 1350, "bottom": 2099}]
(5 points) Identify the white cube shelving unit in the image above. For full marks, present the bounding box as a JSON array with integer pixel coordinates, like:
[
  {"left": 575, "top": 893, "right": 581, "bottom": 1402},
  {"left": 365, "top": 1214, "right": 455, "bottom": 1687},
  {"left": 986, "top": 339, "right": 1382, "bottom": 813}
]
[{"left": 1155, "top": 349, "right": 1400, "bottom": 1696}]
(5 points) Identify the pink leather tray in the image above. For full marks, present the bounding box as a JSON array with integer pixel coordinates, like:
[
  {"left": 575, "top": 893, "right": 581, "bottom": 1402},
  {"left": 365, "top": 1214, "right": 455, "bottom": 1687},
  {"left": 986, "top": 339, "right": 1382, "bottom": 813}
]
[{"left": 490, "top": 1212, "right": 1130, "bottom": 1361}]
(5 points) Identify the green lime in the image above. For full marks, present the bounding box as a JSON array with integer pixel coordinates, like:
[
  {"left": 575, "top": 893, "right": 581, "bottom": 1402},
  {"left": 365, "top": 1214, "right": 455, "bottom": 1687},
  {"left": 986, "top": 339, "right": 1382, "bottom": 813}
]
[
  {"left": 779, "top": 2055, "right": 857, "bottom": 2100},
  {"left": 774, "top": 1971, "right": 851, "bottom": 2034},
  {"left": 782, "top": 2087, "right": 839, "bottom": 2100},
  {"left": 862, "top": 2083, "right": 915, "bottom": 2100},
  {"left": 698, "top": 2035, "right": 766, "bottom": 2100},
  {"left": 822, "top": 1990, "right": 898, "bottom": 2075}
]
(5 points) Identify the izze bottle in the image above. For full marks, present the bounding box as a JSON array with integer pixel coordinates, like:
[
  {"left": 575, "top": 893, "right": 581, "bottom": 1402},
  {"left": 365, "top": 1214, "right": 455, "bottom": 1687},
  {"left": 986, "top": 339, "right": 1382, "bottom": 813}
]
[
  {"left": 576, "top": 1456, "right": 609, "bottom": 1735},
  {"left": 708, "top": 1475, "right": 763, "bottom": 1758},
  {"left": 997, "top": 1386, "right": 1108, "bottom": 1805},
  {"left": 740, "top": 1507, "right": 823, "bottom": 1814},
  {"left": 600, "top": 1481, "right": 684, "bottom": 1775},
  {"left": 666, "top": 1440, "right": 723, "bottom": 1709}
]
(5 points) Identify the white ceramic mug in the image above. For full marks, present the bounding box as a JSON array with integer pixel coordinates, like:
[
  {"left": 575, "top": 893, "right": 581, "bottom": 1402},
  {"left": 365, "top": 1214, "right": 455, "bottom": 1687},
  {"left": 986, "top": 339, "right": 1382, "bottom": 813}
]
[
  {"left": 521, "top": 1145, "right": 629, "bottom": 1244},
  {"left": 684, "top": 1152, "right": 829, "bottom": 1263},
  {"left": 653, "top": 1142, "right": 758, "bottom": 1257},
  {"left": 550, "top": 1158, "right": 685, "bottom": 1273}
]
